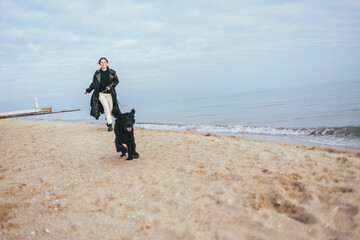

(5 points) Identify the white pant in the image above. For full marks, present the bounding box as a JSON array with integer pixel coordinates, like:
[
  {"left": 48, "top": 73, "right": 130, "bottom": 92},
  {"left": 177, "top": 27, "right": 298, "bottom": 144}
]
[{"left": 99, "top": 92, "right": 113, "bottom": 124}]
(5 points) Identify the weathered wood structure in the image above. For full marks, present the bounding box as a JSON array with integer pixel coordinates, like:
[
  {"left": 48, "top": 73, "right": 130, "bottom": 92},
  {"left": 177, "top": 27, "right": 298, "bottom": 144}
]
[{"left": 0, "top": 97, "right": 79, "bottom": 119}]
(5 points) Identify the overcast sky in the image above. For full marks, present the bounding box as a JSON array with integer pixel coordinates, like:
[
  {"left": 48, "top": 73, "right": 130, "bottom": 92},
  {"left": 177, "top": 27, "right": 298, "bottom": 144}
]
[{"left": 0, "top": 0, "right": 359, "bottom": 108}]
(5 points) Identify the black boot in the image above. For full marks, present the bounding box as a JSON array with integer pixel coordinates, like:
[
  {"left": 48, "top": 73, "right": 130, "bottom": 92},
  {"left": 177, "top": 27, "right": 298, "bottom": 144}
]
[{"left": 107, "top": 123, "right": 113, "bottom": 131}]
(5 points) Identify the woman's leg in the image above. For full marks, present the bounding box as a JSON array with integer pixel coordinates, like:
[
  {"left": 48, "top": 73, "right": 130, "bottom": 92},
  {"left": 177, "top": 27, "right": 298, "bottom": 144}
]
[
  {"left": 99, "top": 93, "right": 113, "bottom": 125},
  {"left": 105, "top": 93, "right": 113, "bottom": 113}
]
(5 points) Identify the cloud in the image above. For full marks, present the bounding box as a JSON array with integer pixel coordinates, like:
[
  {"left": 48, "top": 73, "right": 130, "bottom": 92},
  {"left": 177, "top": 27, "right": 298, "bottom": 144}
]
[{"left": 0, "top": 0, "right": 359, "bottom": 103}]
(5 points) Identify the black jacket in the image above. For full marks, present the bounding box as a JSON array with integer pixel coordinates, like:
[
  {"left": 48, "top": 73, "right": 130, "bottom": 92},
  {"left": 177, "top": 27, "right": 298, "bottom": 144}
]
[{"left": 85, "top": 68, "right": 120, "bottom": 119}]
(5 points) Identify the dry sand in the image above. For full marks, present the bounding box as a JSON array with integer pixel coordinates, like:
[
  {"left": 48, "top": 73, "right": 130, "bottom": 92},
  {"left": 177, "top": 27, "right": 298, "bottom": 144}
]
[{"left": 0, "top": 120, "right": 359, "bottom": 240}]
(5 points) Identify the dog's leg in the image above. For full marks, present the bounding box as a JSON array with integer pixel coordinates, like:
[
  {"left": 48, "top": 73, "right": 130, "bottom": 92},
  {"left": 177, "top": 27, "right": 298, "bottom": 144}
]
[
  {"left": 126, "top": 136, "right": 136, "bottom": 160},
  {"left": 126, "top": 144, "right": 134, "bottom": 160},
  {"left": 133, "top": 141, "right": 139, "bottom": 159},
  {"left": 115, "top": 138, "right": 127, "bottom": 157},
  {"left": 119, "top": 145, "right": 127, "bottom": 157}
]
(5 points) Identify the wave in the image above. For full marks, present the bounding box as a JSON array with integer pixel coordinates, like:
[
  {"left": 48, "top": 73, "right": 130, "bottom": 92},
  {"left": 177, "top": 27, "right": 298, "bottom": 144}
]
[
  {"left": 136, "top": 123, "right": 360, "bottom": 138},
  {"left": 308, "top": 126, "right": 360, "bottom": 137}
]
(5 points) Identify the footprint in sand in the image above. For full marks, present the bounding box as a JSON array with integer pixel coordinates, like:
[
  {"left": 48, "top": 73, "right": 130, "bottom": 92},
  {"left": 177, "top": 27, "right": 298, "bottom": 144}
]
[
  {"left": 329, "top": 203, "right": 358, "bottom": 231},
  {"left": 0, "top": 202, "right": 30, "bottom": 230},
  {"left": 320, "top": 186, "right": 354, "bottom": 194},
  {"left": 0, "top": 203, "right": 19, "bottom": 230},
  {"left": 276, "top": 173, "right": 312, "bottom": 202},
  {"left": 254, "top": 192, "right": 317, "bottom": 225},
  {"left": 0, "top": 166, "right": 7, "bottom": 180},
  {"left": 334, "top": 157, "right": 349, "bottom": 164}
]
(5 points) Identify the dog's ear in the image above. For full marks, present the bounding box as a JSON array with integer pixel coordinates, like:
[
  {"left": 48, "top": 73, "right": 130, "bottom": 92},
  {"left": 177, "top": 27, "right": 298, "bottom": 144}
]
[{"left": 131, "top": 109, "right": 135, "bottom": 114}]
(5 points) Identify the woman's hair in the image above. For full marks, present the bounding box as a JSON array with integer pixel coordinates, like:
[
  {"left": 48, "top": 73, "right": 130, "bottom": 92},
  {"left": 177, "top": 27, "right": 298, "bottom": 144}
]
[{"left": 98, "top": 57, "right": 108, "bottom": 64}]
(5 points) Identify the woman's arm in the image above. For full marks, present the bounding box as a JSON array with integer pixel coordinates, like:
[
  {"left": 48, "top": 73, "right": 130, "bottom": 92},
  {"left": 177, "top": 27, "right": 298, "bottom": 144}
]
[{"left": 85, "top": 74, "right": 97, "bottom": 93}]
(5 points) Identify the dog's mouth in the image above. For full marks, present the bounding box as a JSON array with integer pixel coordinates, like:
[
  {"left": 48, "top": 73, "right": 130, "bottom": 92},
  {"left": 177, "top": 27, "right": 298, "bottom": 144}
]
[{"left": 126, "top": 127, "right": 132, "bottom": 132}]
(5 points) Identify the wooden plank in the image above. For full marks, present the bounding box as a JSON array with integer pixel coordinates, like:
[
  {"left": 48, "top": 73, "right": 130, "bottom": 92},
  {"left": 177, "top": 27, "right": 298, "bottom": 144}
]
[
  {"left": 0, "top": 107, "right": 52, "bottom": 119},
  {"left": 0, "top": 97, "right": 81, "bottom": 119},
  {"left": 0, "top": 108, "right": 81, "bottom": 119}
]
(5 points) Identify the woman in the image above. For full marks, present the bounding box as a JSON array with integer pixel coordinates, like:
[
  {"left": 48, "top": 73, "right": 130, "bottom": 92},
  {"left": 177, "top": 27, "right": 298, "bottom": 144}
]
[{"left": 84, "top": 57, "right": 120, "bottom": 131}]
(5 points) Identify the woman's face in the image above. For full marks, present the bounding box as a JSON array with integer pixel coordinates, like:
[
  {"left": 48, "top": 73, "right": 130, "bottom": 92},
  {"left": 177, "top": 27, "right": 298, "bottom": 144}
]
[{"left": 99, "top": 59, "right": 108, "bottom": 69}]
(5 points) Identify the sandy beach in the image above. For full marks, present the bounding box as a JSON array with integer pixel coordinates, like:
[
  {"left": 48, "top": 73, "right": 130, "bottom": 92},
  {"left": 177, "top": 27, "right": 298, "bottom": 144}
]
[{"left": 0, "top": 120, "right": 359, "bottom": 239}]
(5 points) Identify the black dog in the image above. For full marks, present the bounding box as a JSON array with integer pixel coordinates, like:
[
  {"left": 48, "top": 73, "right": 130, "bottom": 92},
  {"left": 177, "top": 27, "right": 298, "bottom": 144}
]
[{"left": 114, "top": 109, "right": 139, "bottom": 160}]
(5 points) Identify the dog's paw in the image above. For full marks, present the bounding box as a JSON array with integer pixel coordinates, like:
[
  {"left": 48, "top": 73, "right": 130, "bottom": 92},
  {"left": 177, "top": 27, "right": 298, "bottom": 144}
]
[
  {"left": 134, "top": 152, "right": 139, "bottom": 159},
  {"left": 120, "top": 152, "right": 126, "bottom": 158}
]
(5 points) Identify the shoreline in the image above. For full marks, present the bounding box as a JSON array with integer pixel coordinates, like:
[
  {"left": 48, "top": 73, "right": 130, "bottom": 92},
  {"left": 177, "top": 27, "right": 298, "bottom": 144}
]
[
  {"left": 1, "top": 120, "right": 360, "bottom": 239},
  {"left": 7, "top": 117, "right": 360, "bottom": 151}
]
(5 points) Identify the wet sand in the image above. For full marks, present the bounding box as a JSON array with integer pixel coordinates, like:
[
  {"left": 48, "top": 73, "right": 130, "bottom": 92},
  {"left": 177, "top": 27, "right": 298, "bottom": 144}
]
[{"left": 1, "top": 120, "right": 359, "bottom": 239}]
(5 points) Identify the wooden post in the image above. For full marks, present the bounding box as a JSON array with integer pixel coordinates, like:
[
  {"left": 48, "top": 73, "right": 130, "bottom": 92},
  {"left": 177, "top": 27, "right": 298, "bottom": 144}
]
[{"left": 34, "top": 97, "right": 39, "bottom": 109}]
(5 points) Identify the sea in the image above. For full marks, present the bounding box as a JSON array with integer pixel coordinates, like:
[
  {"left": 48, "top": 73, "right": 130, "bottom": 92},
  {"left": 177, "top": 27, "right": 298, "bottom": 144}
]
[{"left": 2, "top": 80, "right": 360, "bottom": 150}]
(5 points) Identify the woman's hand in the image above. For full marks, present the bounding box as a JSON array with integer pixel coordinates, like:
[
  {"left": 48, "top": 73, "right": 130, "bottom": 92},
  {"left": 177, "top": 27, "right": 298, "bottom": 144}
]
[{"left": 84, "top": 91, "right": 88, "bottom": 95}]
